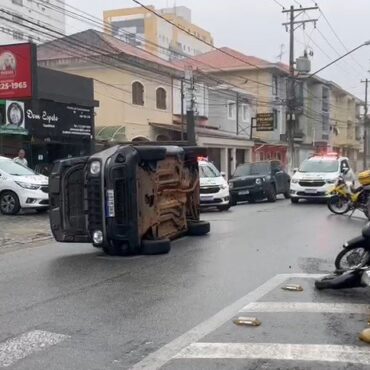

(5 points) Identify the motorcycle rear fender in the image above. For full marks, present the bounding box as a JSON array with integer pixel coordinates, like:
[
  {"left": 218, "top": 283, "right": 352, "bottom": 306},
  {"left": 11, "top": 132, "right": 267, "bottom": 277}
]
[{"left": 343, "top": 235, "right": 367, "bottom": 249}]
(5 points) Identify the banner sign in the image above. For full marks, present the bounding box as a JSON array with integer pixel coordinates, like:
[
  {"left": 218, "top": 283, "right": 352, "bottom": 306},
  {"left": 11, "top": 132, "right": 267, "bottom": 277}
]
[
  {"left": 25, "top": 101, "right": 93, "bottom": 139},
  {"left": 0, "top": 43, "right": 34, "bottom": 100},
  {"left": 256, "top": 113, "right": 274, "bottom": 132},
  {"left": 0, "top": 100, "right": 28, "bottom": 135}
]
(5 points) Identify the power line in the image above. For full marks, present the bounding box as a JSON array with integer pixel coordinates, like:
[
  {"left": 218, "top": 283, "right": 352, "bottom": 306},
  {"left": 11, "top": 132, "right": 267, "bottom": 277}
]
[
  {"left": 316, "top": 2, "right": 366, "bottom": 74},
  {"left": 130, "top": 0, "right": 271, "bottom": 75},
  {"left": 271, "top": 0, "right": 285, "bottom": 10}
]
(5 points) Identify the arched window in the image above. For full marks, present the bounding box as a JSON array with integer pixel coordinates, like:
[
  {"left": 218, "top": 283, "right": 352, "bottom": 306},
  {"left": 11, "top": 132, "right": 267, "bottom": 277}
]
[
  {"left": 132, "top": 81, "right": 144, "bottom": 106},
  {"left": 156, "top": 87, "right": 167, "bottom": 110}
]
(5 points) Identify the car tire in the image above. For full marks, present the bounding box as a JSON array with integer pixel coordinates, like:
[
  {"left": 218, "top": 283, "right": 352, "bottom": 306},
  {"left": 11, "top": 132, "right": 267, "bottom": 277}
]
[
  {"left": 267, "top": 185, "right": 277, "bottom": 202},
  {"left": 141, "top": 239, "right": 171, "bottom": 255},
  {"left": 284, "top": 191, "right": 290, "bottom": 199},
  {"left": 291, "top": 197, "right": 299, "bottom": 204},
  {"left": 187, "top": 220, "right": 211, "bottom": 236},
  {"left": 217, "top": 205, "right": 230, "bottom": 211},
  {"left": 0, "top": 191, "right": 21, "bottom": 215},
  {"left": 248, "top": 197, "right": 256, "bottom": 204},
  {"left": 135, "top": 147, "right": 167, "bottom": 162}
]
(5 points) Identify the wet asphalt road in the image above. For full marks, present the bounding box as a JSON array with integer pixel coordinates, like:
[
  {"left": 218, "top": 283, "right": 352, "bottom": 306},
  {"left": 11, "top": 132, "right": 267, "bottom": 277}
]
[{"left": 0, "top": 198, "right": 369, "bottom": 369}]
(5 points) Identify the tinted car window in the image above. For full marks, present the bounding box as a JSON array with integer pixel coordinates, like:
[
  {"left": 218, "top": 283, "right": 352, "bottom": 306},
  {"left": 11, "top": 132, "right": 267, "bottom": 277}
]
[{"left": 233, "top": 162, "right": 270, "bottom": 177}]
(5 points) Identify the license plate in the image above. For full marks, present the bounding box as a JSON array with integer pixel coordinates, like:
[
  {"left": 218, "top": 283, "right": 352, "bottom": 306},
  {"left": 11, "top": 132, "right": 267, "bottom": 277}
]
[
  {"left": 106, "top": 189, "right": 115, "bottom": 217},
  {"left": 200, "top": 196, "right": 213, "bottom": 201},
  {"left": 305, "top": 189, "right": 317, "bottom": 194},
  {"left": 239, "top": 190, "right": 250, "bottom": 195}
]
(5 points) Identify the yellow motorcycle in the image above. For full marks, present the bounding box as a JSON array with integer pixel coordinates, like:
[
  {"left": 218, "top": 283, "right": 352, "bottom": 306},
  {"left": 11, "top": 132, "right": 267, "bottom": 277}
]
[{"left": 327, "top": 172, "right": 370, "bottom": 219}]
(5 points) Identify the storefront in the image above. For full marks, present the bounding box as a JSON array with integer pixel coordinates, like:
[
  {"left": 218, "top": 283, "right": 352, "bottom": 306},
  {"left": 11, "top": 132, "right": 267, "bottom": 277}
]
[{"left": 0, "top": 43, "right": 98, "bottom": 169}]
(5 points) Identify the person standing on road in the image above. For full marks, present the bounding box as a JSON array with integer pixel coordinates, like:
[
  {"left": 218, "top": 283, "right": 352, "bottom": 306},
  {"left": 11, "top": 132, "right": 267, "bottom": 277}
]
[{"left": 13, "top": 149, "right": 28, "bottom": 167}]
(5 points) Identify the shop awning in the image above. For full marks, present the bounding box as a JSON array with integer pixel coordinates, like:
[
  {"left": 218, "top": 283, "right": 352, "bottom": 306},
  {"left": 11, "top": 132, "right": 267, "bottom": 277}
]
[{"left": 95, "top": 126, "right": 127, "bottom": 142}]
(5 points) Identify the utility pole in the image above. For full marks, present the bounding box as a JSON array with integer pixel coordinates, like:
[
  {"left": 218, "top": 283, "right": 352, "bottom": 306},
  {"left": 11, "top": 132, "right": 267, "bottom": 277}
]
[
  {"left": 236, "top": 92, "right": 239, "bottom": 135},
  {"left": 180, "top": 79, "right": 184, "bottom": 141},
  {"left": 361, "top": 78, "right": 369, "bottom": 169},
  {"left": 282, "top": 5, "right": 318, "bottom": 171},
  {"left": 185, "top": 66, "right": 196, "bottom": 146}
]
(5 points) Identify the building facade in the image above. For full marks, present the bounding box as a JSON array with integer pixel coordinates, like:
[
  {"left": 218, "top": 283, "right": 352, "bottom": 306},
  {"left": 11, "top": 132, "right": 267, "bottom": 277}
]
[
  {"left": 175, "top": 47, "right": 290, "bottom": 167},
  {"left": 0, "top": 0, "right": 65, "bottom": 45},
  {"left": 103, "top": 5, "right": 213, "bottom": 61},
  {"left": 38, "top": 29, "right": 184, "bottom": 144}
]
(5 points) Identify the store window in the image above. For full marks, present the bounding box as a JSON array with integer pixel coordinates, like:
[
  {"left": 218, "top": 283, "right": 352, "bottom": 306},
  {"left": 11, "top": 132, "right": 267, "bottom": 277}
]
[{"left": 132, "top": 81, "right": 144, "bottom": 106}]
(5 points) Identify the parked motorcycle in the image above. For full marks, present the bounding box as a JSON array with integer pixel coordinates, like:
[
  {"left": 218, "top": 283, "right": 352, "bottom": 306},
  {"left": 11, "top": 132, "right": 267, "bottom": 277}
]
[{"left": 327, "top": 171, "right": 370, "bottom": 219}]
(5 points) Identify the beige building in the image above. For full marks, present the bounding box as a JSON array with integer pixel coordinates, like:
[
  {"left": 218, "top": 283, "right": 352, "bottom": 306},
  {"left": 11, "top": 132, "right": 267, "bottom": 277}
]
[
  {"left": 330, "top": 83, "right": 363, "bottom": 171},
  {"left": 175, "top": 47, "right": 290, "bottom": 166},
  {"left": 37, "top": 29, "right": 183, "bottom": 143},
  {"left": 103, "top": 5, "right": 213, "bottom": 60}
]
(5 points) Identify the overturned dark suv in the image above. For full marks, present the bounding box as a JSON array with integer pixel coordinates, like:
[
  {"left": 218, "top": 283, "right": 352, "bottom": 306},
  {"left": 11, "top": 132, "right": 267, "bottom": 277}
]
[
  {"left": 229, "top": 160, "right": 291, "bottom": 204},
  {"left": 49, "top": 145, "right": 210, "bottom": 256}
]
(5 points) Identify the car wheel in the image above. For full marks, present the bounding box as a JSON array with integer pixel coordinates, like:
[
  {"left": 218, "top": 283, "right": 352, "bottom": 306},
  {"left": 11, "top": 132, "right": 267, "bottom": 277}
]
[
  {"left": 217, "top": 205, "right": 230, "bottom": 211},
  {"left": 284, "top": 191, "right": 290, "bottom": 199},
  {"left": 248, "top": 197, "right": 256, "bottom": 204},
  {"left": 187, "top": 220, "right": 211, "bottom": 236},
  {"left": 267, "top": 185, "right": 277, "bottom": 202},
  {"left": 141, "top": 239, "right": 171, "bottom": 255},
  {"left": 0, "top": 191, "right": 20, "bottom": 215},
  {"left": 291, "top": 197, "right": 299, "bottom": 204}
]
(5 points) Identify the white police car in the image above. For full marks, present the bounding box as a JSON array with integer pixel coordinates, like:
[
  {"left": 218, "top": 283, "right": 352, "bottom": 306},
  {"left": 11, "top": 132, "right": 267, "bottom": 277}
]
[
  {"left": 290, "top": 153, "right": 353, "bottom": 203},
  {"left": 198, "top": 159, "right": 230, "bottom": 211}
]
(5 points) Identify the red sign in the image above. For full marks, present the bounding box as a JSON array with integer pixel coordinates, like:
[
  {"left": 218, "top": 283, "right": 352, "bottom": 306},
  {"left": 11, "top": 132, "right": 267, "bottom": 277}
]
[{"left": 0, "top": 43, "right": 34, "bottom": 99}]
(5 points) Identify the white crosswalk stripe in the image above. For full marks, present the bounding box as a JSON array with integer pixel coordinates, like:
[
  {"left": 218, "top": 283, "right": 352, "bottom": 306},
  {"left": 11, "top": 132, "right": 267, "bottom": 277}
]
[
  {"left": 175, "top": 342, "right": 370, "bottom": 365},
  {"left": 0, "top": 330, "right": 69, "bottom": 368},
  {"left": 241, "top": 301, "right": 370, "bottom": 314}
]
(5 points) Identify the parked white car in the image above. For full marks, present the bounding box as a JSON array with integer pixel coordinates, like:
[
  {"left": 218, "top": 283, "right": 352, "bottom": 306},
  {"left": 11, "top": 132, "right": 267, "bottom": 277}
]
[
  {"left": 0, "top": 156, "right": 49, "bottom": 215},
  {"left": 198, "top": 159, "right": 230, "bottom": 211}
]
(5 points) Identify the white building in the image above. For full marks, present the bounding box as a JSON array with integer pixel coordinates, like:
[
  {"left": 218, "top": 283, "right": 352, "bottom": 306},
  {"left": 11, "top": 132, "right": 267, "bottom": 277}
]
[{"left": 0, "top": 0, "right": 66, "bottom": 45}]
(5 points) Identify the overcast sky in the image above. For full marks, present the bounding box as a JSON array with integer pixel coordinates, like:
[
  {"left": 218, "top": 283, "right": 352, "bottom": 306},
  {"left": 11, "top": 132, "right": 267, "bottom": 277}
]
[{"left": 67, "top": 0, "right": 370, "bottom": 98}]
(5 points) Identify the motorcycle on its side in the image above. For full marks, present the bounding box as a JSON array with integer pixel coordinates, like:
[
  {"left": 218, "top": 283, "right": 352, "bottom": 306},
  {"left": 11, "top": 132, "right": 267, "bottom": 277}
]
[
  {"left": 315, "top": 222, "right": 370, "bottom": 290},
  {"left": 327, "top": 170, "right": 370, "bottom": 220}
]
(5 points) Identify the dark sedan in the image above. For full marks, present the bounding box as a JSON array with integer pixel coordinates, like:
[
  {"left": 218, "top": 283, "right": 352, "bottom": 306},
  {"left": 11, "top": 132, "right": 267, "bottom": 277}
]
[{"left": 229, "top": 161, "right": 290, "bottom": 204}]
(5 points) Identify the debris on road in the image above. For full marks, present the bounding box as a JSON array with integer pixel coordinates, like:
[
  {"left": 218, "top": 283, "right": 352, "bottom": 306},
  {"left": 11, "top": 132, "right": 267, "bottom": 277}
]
[
  {"left": 281, "top": 284, "right": 304, "bottom": 291},
  {"left": 233, "top": 316, "right": 261, "bottom": 326},
  {"left": 359, "top": 328, "right": 370, "bottom": 343}
]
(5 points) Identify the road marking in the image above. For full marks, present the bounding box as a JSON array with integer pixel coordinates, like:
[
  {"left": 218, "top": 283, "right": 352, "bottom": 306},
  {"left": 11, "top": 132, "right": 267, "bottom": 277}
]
[
  {"left": 130, "top": 273, "right": 323, "bottom": 370},
  {"left": 0, "top": 330, "right": 69, "bottom": 368},
  {"left": 174, "top": 342, "right": 370, "bottom": 364},
  {"left": 241, "top": 302, "right": 370, "bottom": 314}
]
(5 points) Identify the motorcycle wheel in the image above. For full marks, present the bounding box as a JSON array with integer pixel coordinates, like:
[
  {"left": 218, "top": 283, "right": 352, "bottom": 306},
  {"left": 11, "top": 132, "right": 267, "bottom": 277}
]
[
  {"left": 335, "top": 245, "right": 370, "bottom": 270},
  {"left": 327, "top": 195, "right": 351, "bottom": 215}
]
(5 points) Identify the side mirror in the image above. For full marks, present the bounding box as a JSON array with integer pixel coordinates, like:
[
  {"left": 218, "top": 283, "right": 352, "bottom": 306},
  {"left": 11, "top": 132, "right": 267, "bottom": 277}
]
[
  {"left": 293, "top": 168, "right": 298, "bottom": 174},
  {"left": 220, "top": 171, "right": 226, "bottom": 178}
]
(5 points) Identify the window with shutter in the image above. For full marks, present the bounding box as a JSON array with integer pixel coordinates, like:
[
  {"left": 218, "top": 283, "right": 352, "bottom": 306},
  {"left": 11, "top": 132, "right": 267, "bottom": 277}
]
[{"left": 156, "top": 87, "right": 167, "bottom": 110}]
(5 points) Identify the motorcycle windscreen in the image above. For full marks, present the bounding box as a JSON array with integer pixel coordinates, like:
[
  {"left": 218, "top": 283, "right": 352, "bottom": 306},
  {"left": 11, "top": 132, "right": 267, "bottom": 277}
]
[{"left": 49, "top": 157, "right": 91, "bottom": 243}]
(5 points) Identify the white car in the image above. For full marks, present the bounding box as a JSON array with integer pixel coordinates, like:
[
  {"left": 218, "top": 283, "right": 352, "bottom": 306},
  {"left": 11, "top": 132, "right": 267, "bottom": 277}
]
[
  {"left": 290, "top": 154, "right": 352, "bottom": 203},
  {"left": 198, "top": 159, "right": 230, "bottom": 211},
  {"left": 0, "top": 156, "right": 49, "bottom": 215}
]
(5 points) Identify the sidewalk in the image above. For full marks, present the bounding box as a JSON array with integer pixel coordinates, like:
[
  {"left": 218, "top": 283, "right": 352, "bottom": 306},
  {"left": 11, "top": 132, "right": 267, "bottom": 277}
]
[{"left": 0, "top": 211, "right": 52, "bottom": 250}]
